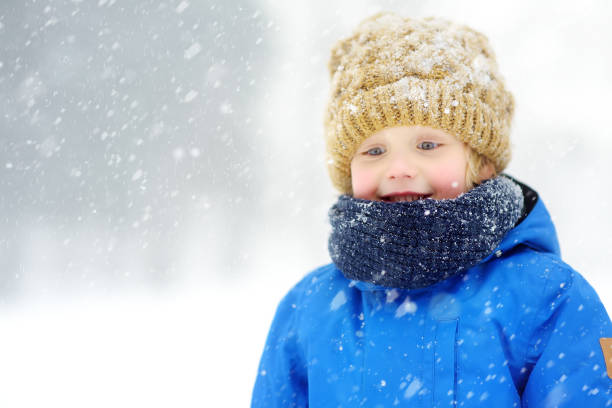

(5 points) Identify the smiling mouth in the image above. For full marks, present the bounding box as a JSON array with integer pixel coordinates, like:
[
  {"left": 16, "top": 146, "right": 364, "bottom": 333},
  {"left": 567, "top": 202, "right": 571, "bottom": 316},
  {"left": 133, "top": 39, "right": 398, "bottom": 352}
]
[{"left": 381, "top": 193, "right": 432, "bottom": 203}]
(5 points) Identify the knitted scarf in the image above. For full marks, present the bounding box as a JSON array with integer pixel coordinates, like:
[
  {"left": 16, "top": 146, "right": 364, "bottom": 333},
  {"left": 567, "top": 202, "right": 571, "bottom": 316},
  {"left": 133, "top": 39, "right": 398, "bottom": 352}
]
[{"left": 328, "top": 175, "right": 524, "bottom": 290}]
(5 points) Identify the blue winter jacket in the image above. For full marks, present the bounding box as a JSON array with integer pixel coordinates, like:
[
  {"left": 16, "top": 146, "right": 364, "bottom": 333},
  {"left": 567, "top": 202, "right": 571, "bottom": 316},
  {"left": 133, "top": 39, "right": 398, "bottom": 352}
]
[{"left": 252, "top": 186, "right": 612, "bottom": 407}]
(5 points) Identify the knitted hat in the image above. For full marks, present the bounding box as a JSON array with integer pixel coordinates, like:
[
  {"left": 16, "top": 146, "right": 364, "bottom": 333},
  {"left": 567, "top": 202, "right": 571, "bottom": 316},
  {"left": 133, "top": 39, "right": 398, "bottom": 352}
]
[{"left": 324, "top": 12, "right": 515, "bottom": 194}]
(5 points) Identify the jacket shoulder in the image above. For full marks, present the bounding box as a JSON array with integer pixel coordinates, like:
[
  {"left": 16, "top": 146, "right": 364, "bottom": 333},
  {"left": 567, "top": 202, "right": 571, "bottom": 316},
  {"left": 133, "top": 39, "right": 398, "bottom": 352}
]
[
  {"left": 510, "top": 248, "right": 601, "bottom": 304},
  {"left": 285, "top": 263, "right": 354, "bottom": 309},
  {"left": 491, "top": 246, "right": 580, "bottom": 295},
  {"left": 291, "top": 263, "right": 342, "bottom": 291},
  {"left": 513, "top": 253, "right": 612, "bottom": 405},
  {"left": 500, "top": 246, "right": 611, "bottom": 351}
]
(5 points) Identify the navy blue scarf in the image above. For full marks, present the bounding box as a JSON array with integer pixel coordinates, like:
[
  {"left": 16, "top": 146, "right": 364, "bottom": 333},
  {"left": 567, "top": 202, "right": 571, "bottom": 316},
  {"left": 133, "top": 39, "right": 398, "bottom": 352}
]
[{"left": 328, "top": 175, "right": 524, "bottom": 290}]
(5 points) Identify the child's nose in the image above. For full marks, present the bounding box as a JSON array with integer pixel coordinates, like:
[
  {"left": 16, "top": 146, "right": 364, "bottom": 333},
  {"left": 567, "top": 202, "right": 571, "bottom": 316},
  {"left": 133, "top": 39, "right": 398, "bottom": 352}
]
[{"left": 386, "top": 154, "right": 418, "bottom": 179}]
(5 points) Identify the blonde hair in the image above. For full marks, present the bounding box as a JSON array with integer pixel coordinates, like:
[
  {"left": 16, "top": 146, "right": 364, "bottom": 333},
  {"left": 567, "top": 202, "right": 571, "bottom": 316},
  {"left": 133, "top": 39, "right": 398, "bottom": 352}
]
[{"left": 465, "top": 148, "right": 497, "bottom": 189}]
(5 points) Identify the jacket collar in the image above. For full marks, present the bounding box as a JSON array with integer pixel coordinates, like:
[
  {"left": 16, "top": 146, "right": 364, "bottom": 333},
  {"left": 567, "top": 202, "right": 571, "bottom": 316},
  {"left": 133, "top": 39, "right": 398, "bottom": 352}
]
[{"left": 483, "top": 178, "right": 561, "bottom": 259}]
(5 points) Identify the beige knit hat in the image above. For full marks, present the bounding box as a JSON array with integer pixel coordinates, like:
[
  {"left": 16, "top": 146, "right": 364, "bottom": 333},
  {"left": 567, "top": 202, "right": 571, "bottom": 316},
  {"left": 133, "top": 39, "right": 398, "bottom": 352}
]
[{"left": 324, "top": 12, "right": 515, "bottom": 194}]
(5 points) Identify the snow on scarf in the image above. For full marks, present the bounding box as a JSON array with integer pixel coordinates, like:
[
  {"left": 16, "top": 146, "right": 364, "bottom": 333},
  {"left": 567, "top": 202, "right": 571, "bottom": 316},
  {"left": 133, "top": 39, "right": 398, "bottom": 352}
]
[{"left": 328, "top": 175, "right": 524, "bottom": 289}]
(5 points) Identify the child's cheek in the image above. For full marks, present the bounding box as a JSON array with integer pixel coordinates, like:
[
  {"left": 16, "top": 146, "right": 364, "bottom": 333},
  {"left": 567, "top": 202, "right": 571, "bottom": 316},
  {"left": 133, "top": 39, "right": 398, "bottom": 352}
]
[
  {"left": 351, "top": 166, "right": 379, "bottom": 200},
  {"left": 431, "top": 167, "right": 467, "bottom": 199}
]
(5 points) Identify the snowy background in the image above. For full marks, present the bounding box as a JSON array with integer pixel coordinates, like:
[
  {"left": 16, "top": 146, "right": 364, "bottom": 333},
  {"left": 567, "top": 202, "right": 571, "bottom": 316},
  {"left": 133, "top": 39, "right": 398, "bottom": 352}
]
[{"left": 1, "top": 0, "right": 611, "bottom": 406}]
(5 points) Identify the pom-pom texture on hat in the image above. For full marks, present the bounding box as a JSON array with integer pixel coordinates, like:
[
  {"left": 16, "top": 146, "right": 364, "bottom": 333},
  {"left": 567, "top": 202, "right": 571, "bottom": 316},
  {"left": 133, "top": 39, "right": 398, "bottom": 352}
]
[{"left": 324, "top": 13, "right": 515, "bottom": 193}]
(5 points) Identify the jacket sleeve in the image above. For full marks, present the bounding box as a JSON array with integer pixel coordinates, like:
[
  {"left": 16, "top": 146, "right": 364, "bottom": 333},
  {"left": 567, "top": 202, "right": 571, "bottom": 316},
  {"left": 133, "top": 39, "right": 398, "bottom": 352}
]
[
  {"left": 251, "top": 285, "right": 308, "bottom": 408},
  {"left": 521, "top": 266, "right": 612, "bottom": 406}
]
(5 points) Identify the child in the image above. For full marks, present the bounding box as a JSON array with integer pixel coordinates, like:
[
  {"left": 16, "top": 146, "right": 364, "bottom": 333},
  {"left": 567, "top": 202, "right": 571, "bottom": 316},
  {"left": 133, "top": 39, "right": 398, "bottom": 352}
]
[{"left": 252, "top": 13, "right": 612, "bottom": 407}]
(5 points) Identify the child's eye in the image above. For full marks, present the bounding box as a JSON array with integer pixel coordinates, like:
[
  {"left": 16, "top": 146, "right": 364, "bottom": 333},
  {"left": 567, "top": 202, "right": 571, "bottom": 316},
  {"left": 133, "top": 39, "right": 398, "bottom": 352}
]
[
  {"left": 365, "top": 147, "right": 385, "bottom": 156},
  {"left": 418, "top": 141, "right": 439, "bottom": 150}
]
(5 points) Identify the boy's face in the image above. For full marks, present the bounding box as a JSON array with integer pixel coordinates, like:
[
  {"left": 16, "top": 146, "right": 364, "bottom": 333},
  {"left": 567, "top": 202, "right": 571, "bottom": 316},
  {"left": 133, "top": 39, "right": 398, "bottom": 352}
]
[{"left": 350, "top": 126, "right": 470, "bottom": 202}]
